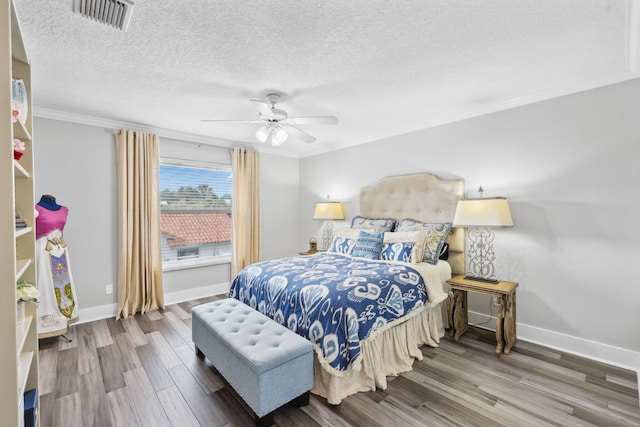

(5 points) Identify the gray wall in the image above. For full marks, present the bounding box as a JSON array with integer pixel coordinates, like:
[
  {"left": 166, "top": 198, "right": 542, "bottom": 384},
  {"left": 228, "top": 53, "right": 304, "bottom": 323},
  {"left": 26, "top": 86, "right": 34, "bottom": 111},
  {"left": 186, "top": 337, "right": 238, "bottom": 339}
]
[
  {"left": 299, "top": 78, "right": 640, "bottom": 366},
  {"left": 34, "top": 77, "right": 640, "bottom": 368},
  {"left": 34, "top": 120, "right": 118, "bottom": 310},
  {"left": 34, "top": 118, "right": 300, "bottom": 315}
]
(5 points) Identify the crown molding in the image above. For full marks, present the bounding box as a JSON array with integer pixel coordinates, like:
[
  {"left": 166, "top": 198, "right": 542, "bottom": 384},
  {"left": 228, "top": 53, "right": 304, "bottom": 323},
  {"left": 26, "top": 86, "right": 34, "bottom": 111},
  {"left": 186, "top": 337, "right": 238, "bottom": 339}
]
[
  {"left": 491, "top": 69, "right": 638, "bottom": 113},
  {"left": 33, "top": 107, "right": 303, "bottom": 158},
  {"left": 33, "top": 107, "right": 236, "bottom": 145}
]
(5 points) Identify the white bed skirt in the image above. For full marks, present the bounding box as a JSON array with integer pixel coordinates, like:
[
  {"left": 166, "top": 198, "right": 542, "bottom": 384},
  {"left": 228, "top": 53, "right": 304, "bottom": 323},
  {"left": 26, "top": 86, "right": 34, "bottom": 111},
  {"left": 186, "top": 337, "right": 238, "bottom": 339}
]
[{"left": 311, "top": 299, "right": 450, "bottom": 405}]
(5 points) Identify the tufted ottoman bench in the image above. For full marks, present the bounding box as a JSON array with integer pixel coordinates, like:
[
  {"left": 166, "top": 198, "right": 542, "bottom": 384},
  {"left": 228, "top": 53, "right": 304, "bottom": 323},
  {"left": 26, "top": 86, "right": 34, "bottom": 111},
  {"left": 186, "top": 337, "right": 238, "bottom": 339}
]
[{"left": 192, "top": 298, "right": 314, "bottom": 427}]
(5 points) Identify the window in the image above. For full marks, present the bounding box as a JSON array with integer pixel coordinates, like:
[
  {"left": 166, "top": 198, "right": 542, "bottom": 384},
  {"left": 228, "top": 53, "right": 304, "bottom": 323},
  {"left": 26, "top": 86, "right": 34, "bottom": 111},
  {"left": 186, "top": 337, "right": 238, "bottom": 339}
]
[
  {"left": 160, "top": 160, "right": 232, "bottom": 270},
  {"left": 177, "top": 247, "right": 199, "bottom": 260}
]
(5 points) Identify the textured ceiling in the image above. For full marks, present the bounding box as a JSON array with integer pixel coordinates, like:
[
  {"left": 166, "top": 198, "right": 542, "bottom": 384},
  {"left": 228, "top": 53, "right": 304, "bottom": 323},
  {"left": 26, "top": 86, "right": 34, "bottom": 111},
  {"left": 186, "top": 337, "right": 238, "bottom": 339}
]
[{"left": 14, "top": 0, "right": 640, "bottom": 158}]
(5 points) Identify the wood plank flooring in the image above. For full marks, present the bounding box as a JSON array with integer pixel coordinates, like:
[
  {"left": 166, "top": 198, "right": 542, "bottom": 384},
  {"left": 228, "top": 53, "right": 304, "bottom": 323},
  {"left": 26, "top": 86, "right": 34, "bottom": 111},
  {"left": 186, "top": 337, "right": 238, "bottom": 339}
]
[{"left": 39, "top": 295, "right": 640, "bottom": 426}]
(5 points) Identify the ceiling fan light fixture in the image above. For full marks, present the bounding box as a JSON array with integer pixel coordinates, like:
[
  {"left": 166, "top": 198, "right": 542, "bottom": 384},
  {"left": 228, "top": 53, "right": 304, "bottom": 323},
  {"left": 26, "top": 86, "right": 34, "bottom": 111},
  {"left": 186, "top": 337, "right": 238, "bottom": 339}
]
[
  {"left": 271, "top": 126, "right": 288, "bottom": 146},
  {"left": 255, "top": 126, "right": 271, "bottom": 143},
  {"left": 207, "top": 93, "right": 338, "bottom": 147}
]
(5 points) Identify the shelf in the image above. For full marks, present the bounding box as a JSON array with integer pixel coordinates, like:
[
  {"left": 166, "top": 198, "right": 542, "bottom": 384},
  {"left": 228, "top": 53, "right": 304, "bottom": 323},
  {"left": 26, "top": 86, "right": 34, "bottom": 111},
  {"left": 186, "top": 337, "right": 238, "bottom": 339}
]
[
  {"left": 13, "top": 119, "right": 31, "bottom": 141},
  {"left": 17, "top": 350, "right": 34, "bottom": 398},
  {"left": 15, "top": 258, "right": 31, "bottom": 281},
  {"left": 16, "top": 314, "right": 32, "bottom": 355},
  {"left": 5, "top": 1, "right": 39, "bottom": 425},
  {"left": 15, "top": 226, "right": 32, "bottom": 238},
  {"left": 13, "top": 159, "right": 29, "bottom": 178}
]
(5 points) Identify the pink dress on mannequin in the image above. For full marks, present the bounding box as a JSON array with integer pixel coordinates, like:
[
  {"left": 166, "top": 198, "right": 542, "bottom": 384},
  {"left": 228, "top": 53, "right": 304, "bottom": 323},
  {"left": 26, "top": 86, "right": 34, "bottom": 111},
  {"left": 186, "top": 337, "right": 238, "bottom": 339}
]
[{"left": 35, "top": 196, "right": 79, "bottom": 338}]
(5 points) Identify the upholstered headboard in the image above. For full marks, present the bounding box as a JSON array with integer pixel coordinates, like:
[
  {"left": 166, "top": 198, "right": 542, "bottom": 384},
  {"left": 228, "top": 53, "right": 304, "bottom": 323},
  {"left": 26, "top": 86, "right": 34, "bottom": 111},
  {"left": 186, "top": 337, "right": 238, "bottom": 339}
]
[{"left": 359, "top": 173, "right": 465, "bottom": 274}]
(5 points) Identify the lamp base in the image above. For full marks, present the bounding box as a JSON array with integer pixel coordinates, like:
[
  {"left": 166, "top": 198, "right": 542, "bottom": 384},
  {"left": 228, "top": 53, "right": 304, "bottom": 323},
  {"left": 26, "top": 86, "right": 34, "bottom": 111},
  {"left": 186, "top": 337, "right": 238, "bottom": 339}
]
[
  {"left": 463, "top": 275, "right": 499, "bottom": 284},
  {"left": 466, "top": 227, "right": 498, "bottom": 283},
  {"left": 319, "top": 220, "right": 335, "bottom": 251}
]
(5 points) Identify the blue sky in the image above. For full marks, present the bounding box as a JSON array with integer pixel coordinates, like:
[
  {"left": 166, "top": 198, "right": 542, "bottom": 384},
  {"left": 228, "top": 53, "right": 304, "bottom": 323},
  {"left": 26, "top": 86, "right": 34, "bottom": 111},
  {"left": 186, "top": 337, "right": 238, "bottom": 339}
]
[{"left": 160, "top": 165, "right": 232, "bottom": 196}]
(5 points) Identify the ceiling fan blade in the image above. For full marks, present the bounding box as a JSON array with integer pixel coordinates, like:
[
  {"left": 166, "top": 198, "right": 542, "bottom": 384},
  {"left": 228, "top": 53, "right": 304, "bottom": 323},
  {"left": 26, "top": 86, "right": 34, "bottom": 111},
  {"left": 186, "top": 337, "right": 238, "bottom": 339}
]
[
  {"left": 283, "top": 116, "right": 338, "bottom": 125},
  {"left": 250, "top": 99, "right": 276, "bottom": 117},
  {"left": 283, "top": 124, "right": 316, "bottom": 143},
  {"left": 201, "top": 119, "right": 263, "bottom": 123}
]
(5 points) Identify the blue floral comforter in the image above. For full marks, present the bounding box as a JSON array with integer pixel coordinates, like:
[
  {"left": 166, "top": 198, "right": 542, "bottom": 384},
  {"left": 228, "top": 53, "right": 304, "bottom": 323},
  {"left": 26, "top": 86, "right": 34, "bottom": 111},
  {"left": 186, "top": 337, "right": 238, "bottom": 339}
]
[{"left": 229, "top": 253, "right": 433, "bottom": 373}]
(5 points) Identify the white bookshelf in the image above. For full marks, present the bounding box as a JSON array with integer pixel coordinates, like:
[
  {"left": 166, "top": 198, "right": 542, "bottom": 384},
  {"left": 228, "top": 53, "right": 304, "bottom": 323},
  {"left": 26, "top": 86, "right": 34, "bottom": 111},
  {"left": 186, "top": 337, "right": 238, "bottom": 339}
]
[{"left": 1, "top": 1, "right": 39, "bottom": 426}]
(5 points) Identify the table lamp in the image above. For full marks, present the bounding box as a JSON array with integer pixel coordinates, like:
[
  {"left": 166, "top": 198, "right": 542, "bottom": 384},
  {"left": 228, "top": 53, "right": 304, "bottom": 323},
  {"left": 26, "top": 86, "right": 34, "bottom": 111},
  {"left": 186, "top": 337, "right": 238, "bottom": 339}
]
[
  {"left": 452, "top": 189, "right": 513, "bottom": 283},
  {"left": 313, "top": 199, "right": 345, "bottom": 250}
]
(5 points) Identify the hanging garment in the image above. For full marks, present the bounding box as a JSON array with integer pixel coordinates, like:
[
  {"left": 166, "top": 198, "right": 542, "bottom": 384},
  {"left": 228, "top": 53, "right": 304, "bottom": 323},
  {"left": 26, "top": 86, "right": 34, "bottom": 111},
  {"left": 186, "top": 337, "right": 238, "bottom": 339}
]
[
  {"left": 35, "top": 204, "right": 80, "bottom": 337},
  {"left": 35, "top": 229, "right": 80, "bottom": 337}
]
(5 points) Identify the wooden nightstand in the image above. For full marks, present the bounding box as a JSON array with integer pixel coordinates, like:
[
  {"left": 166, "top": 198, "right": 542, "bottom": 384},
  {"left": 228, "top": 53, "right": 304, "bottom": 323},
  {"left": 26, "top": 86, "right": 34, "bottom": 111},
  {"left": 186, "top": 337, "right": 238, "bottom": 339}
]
[
  {"left": 298, "top": 250, "right": 326, "bottom": 256},
  {"left": 446, "top": 274, "right": 518, "bottom": 355}
]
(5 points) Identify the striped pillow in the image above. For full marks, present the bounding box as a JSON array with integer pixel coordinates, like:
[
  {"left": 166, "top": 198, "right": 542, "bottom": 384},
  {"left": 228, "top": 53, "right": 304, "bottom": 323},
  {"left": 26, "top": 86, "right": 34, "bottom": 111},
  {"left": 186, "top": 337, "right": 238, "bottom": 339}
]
[{"left": 351, "top": 230, "right": 384, "bottom": 260}]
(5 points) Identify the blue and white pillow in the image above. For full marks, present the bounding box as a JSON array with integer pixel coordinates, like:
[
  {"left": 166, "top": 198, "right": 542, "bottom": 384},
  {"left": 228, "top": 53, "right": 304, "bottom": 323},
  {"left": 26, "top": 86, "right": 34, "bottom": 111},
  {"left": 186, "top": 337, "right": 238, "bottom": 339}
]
[
  {"left": 329, "top": 237, "right": 356, "bottom": 254},
  {"left": 380, "top": 241, "right": 415, "bottom": 262},
  {"left": 395, "top": 219, "right": 452, "bottom": 265},
  {"left": 351, "top": 216, "right": 396, "bottom": 232},
  {"left": 380, "top": 231, "right": 427, "bottom": 263},
  {"left": 327, "top": 227, "right": 361, "bottom": 255},
  {"left": 351, "top": 230, "right": 385, "bottom": 260}
]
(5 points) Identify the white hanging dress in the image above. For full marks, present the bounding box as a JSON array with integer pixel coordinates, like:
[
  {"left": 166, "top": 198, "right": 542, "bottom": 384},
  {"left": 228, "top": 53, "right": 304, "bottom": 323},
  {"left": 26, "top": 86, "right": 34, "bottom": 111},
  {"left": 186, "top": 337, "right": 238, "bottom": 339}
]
[{"left": 35, "top": 204, "right": 80, "bottom": 338}]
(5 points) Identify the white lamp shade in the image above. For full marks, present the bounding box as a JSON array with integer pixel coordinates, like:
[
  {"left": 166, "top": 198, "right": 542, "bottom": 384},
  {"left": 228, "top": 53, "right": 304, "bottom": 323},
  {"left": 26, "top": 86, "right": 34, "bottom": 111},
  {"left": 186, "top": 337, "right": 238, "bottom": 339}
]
[
  {"left": 453, "top": 197, "right": 513, "bottom": 227},
  {"left": 313, "top": 202, "right": 345, "bottom": 220},
  {"left": 255, "top": 126, "right": 271, "bottom": 143},
  {"left": 271, "top": 127, "right": 288, "bottom": 146}
]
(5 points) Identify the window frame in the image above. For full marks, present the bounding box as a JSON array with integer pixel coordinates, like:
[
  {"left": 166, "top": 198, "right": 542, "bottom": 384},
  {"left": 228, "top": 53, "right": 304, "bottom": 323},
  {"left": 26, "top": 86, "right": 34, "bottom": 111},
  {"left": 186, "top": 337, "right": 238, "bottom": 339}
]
[{"left": 160, "top": 157, "right": 232, "bottom": 272}]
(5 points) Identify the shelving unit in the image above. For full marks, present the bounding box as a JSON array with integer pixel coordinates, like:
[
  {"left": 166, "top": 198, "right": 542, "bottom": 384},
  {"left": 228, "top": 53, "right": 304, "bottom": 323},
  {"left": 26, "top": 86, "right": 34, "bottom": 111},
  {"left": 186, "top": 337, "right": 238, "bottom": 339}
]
[{"left": 1, "top": 1, "right": 40, "bottom": 426}]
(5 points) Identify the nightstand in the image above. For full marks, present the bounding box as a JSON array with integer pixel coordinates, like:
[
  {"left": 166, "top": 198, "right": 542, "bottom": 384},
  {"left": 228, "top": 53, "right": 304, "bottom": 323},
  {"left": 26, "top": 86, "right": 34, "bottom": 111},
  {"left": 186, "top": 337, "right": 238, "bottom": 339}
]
[
  {"left": 446, "top": 274, "right": 518, "bottom": 355},
  {"left": 298, "top": 250, "right": 326, "bottom": 256}
]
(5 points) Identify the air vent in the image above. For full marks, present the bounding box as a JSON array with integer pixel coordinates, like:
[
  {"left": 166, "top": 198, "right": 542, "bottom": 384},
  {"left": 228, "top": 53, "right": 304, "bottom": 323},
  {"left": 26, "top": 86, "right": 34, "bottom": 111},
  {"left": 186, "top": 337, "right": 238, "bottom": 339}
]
[{"left": 73, "top": 0, "right": 135, "bottom": 31}]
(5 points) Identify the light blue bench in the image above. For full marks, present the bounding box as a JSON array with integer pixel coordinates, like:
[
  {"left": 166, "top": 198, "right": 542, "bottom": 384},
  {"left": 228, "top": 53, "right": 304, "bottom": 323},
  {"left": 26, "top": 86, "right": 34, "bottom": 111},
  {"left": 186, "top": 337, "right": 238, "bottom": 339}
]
[{"left": 192, "top": 298, "right": 314, "bottom": 426}]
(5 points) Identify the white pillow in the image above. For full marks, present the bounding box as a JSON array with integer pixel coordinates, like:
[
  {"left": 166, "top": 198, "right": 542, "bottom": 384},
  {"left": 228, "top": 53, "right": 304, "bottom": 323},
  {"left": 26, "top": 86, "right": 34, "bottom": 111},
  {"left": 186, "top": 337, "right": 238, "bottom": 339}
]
[{"left": 332, "top": 227, "right": 362, "bottom": 240}]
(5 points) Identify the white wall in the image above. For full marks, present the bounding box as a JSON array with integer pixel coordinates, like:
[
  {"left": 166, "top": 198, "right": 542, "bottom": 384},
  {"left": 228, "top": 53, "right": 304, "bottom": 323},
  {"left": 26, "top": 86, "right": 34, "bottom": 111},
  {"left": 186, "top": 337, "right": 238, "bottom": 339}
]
[
  {"left": 300, "top": 78, "right": 640, "bottom": 369},
  {"left": 34, "top": 118, "right": 300, "bottom": 318}
]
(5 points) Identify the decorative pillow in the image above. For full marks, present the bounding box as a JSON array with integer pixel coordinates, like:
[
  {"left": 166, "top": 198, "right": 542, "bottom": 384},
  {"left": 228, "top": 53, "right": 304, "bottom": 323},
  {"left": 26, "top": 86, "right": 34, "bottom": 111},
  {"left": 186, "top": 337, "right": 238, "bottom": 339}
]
[
  {"left": 351, "top": 230, "right": 385, "bottom": 260},
  {"left": 351, "top": 216, "right": 396, "bottom": 232},
  {"left": 327, "top": 227, "right": 361, "bottom": 254},
  {"left": 380, "top": 241, "right": 415, "bottom": 262},
  {"left": 395, "top": 219, "right": 452, "bottom": 265},
  {"left": 329, "top": 236, "right": 356, "bottom": 254},
  {"left": 439, "top": 242, "right": 450, "bottom": 260},
  {"left": 381, "top": 231, "right": 428, "bottom": 263}
]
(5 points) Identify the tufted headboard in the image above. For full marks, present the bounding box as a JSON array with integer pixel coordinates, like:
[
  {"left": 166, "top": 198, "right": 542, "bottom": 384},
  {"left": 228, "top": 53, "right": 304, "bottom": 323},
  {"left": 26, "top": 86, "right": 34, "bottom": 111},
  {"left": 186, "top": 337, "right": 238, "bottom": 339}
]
[{"left": 359, "top": 173, "right": 465, "bottom": 274}]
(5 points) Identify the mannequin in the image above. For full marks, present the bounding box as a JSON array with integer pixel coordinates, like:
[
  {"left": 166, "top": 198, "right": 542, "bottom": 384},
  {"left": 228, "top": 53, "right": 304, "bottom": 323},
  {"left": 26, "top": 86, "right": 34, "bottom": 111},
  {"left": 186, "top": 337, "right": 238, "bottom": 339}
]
[
  {"left": 35, "top": 195, "right": 80, "bottom": 338},
  {"left": 37, "top": 194, "right": 62, "bottom": 211}
]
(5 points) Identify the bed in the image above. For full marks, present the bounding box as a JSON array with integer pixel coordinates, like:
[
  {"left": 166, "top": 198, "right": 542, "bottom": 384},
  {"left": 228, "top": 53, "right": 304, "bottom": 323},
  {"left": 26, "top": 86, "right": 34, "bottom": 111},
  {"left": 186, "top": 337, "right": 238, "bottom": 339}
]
[{"left": 229, "top": 173, "right": 465, "bottom": 404}]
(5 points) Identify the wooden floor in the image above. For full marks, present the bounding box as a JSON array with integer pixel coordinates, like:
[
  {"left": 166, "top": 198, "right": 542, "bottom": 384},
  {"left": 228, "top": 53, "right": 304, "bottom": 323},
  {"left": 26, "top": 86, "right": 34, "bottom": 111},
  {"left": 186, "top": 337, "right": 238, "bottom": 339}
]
[{"left": 39, "top": 295, "right": 640, "bottom": 427}]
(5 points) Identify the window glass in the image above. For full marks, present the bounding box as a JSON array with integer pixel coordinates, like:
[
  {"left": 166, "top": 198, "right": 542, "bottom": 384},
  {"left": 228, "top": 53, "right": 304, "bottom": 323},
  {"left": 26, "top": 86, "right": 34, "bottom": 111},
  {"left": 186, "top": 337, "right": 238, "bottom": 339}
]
[{"left": 160, "top": 162, "right": 232, "bottom": 270}]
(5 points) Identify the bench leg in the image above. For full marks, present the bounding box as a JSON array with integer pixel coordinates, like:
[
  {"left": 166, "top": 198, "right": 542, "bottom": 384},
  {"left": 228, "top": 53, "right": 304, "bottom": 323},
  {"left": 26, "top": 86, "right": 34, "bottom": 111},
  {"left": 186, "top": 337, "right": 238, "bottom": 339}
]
[
  {"left": 292, "top": 391, "right": 310, "bottom": 408},
  {"left": 195, "top": 345, "right": 204, "bottom": 359},
  {"left": 255, "top": 412, "right": 274, "bottom": 427}
]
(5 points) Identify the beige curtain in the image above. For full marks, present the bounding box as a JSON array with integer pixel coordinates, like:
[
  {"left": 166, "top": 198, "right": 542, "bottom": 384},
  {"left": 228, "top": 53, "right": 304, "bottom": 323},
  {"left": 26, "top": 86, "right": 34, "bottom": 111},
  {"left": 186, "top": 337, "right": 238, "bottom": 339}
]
[
  {"left": 115, "top": 130, "right": 164, "bottom": 319},
  {"left": 231, "top": 147, "right": 261, "bottom": 277}
]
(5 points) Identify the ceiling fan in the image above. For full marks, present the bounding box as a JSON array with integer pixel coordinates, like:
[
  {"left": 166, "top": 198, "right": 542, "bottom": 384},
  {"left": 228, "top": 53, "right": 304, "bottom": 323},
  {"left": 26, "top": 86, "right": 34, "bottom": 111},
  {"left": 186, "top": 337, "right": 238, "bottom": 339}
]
[{"left": 201, "top": 93, "right": 338, "bottom": 146}]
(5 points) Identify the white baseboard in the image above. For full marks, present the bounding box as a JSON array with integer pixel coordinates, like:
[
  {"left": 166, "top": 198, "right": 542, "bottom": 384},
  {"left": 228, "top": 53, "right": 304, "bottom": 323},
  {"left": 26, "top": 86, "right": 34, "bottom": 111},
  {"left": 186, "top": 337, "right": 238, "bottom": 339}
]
[
  {"left": 77, "top": 303, "right": 118, "bottom": 324},
  {"left": 468, "top": 311, "right": 640, "bottom": 373},
  {"left": 162, "top": 282, "right": 230, "bottom": 306},
  {"left": 74, "top": 294, "right": 639, "bottom": 380},
  {"left": 76, "top": 282, "right": 230, "bottom": 324}
]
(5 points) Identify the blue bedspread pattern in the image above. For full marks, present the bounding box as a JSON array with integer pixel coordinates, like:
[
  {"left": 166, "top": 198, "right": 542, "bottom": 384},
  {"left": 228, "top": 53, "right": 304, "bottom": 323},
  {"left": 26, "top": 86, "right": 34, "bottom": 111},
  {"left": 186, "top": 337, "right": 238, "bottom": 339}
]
[{"left": 229, "top": 253, "right": 428, "bottom": 372}]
